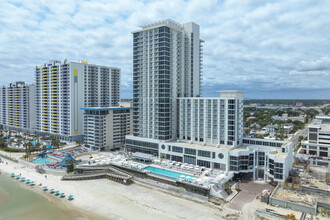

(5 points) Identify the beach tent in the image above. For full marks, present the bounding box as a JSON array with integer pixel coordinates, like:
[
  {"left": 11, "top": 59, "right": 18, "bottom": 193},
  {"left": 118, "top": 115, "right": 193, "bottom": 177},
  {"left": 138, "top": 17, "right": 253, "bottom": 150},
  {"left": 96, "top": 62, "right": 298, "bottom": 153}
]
[
  {"left": 58, "top": 154, "right": 77, "bottom": 167},
  {"left": 46, "top": 145, "right": 52, "bottom": 149}
]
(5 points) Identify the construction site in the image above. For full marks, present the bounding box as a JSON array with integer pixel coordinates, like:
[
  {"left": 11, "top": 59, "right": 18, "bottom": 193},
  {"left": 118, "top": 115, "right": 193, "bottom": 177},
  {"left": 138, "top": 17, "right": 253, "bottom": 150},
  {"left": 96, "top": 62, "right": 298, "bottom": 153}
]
[{"left": 267, "top": 157, "right": 330, "bottom": 218}]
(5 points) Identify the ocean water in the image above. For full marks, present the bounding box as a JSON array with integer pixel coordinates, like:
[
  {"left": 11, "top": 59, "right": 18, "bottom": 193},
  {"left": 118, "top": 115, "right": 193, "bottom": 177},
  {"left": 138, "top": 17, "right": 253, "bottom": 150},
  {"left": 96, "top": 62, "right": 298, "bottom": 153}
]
[{"left": 0, "top": 174, "right": 85, "bottom": 220}]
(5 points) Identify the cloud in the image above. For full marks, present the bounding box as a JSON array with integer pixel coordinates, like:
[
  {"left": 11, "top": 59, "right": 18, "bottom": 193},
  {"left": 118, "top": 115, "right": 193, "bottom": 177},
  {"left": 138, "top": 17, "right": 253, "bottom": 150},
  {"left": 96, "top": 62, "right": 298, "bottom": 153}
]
[
  {"left": 0, "top": 0, "right": 329, "bottom": 99},
  {"left": 296, "top": 57, "right": 330, "bottom": 72},
  {"left": 289, "top": 70, "right": 328, "bottom": 76}
]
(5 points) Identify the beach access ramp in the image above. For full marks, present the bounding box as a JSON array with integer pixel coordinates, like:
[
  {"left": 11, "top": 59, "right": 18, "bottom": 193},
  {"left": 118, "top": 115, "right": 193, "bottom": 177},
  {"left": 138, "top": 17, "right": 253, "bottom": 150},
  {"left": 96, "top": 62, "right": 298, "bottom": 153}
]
[{"left": 61, "top": 165, "right": 133, "bottom": 185}]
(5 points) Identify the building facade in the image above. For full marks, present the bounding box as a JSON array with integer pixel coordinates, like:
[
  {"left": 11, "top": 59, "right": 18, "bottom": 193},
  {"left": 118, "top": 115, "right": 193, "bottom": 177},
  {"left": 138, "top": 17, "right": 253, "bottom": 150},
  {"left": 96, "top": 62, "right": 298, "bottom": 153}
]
[
  {"left": 0, "top": 82, "right": 35, "bottom": 132},
  {"left": 301, "top": 116, "right": 330, "bottom": 158},
  {"left": 132, "top": 19, "right": 204, "bottom": 141},
  {"left": 82, "top": 103, "right": 133, "bottom": 151},
  {"left": 126, "top": 19, "right": 293, "bottom": 182},
  {"left": 178, "top": 91, "right": 243, "bottom": 147},
  {"left": 35, "top": 60, "right": 120, "bottom": 141},
  {"left": 126, "top": 91, "right": 292, "bottom": 182}
]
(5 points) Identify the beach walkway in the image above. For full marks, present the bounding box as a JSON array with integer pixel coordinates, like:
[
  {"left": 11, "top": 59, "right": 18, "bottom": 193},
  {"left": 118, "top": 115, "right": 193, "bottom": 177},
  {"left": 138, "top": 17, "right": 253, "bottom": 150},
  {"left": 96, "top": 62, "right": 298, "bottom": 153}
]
[{"left": 62, "top": 165, "right": 133, "bottom": 185}]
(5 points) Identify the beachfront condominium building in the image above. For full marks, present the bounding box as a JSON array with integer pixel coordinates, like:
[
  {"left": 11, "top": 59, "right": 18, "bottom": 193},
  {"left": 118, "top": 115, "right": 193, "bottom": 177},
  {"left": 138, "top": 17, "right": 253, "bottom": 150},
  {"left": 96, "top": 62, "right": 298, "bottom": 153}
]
[
  {"left": 301, "top": 115, "right": 330, "bottom": 158},
  {"left": 132, "top": 19, "right": 204, "bottom": 141},
  {"left": 82, "top": 102, "right": 133, "bottom": 151},
  {"left": 35, "top": 60, "right": 120, "bottom": 141},
  {"left": 126, "top": 19, "right": 294, "bottom": 183},
  {"left": 0, "top": 82, "right": 36, "bottom": 132}
]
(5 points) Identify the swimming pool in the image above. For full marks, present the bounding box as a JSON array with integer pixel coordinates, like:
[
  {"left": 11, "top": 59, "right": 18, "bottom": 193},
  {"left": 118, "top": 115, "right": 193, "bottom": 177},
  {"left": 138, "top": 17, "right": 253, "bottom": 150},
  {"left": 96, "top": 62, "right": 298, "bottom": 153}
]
[
  {"left": 143, "top": 166, "right": 196, "bottom": 180},
  {"left": 33, "top": 157, "right": 54, "bottom": 164}
]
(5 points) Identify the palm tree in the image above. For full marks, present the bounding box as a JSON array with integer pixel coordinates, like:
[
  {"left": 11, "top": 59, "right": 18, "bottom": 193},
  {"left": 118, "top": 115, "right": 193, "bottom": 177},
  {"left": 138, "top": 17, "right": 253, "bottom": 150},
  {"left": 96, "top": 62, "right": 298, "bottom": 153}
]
[
  {"left": 24, "top": 142, "right": 33, "bottom": 160},
  {"left": 35, "top": 142, "right": 42, "bottom": 151},
  {"left": 51, "top": 138, "right": 61, "bottom": 149},
  {"left": 17, "top": 138, "right": 22, "bottom": 148},
  {"left": 75, "top": 140, "right": 82, "bottom": 147}
]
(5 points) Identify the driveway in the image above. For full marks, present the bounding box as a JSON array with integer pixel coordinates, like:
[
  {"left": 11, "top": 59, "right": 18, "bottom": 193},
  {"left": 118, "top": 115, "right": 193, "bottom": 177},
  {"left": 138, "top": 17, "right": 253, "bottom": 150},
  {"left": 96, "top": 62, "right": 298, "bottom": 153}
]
[{"left": 227, "top": 181, "right": 275, "bottom": 211}]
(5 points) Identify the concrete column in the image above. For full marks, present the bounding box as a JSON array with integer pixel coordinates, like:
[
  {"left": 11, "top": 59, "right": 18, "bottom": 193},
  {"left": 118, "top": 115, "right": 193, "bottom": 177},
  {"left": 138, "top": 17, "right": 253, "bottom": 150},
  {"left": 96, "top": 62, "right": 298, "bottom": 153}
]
[
  {"left": 226, "top": 152, "right": 230, "bottom": 173},
  {"left": 264, "top": 163, "right": 267, "bottom": 183},
  {"left": 253, "top": 149, "right": 256, "bottom": 181}
]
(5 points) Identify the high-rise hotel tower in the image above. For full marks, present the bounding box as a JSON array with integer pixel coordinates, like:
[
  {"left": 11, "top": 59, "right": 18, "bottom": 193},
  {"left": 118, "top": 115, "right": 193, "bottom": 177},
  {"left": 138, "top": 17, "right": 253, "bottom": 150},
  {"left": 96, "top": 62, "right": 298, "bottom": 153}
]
[
  {"left": 132, "top": 19, "right": 204, "bottom": 140},
  {"left": 35, "top": 60, "right": 120, "bottom": 141},
  {"left": 126, "top": 19, "right": 293, "bottom": 182}
]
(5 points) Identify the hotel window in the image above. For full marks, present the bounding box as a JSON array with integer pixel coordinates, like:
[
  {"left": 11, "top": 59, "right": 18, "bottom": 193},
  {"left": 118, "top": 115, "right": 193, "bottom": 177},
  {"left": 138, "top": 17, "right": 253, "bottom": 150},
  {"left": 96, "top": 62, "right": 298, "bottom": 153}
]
[
  {"left": 185, "top": 148, "right": 196, "bottom": 155},
  {"left": 172, "top": 146, "right": 183, "bottom": 153},
  {"left": 197, "top": 150, "right": 211, "bottom": 158},
  {"left": 197, "top": 160, "right": 210, "bottom": 168}
]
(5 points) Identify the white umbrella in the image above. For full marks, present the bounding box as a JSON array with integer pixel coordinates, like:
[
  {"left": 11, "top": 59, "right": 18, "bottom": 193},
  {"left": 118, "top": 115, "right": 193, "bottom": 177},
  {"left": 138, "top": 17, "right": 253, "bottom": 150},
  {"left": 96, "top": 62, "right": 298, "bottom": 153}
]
[
  {"left": 180, "top": 175, "right": 185, "bottom": 178},
  {"left": 186, "top": 176, "right": 191, "bottom": 179}
]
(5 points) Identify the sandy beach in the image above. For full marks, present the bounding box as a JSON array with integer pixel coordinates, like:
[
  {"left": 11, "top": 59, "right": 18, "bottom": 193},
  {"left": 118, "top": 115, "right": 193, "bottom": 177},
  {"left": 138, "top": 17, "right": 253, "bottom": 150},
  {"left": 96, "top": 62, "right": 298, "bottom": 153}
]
[{"left": 0, "top": 153, "right": 224, "bottom": 220}]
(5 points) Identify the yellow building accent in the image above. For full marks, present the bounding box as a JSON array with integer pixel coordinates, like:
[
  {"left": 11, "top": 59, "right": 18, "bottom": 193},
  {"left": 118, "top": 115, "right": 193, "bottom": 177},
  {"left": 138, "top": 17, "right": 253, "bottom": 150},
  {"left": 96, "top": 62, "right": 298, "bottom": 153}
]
[
  {"left": 80, "top": 61, "right": 88, "bottom": 64},
  {"left": 74, "top": 69, "right": 78, "bottom": 76},
  {"left": 74, "top": 130, "right": 78, "bottom": 134}
]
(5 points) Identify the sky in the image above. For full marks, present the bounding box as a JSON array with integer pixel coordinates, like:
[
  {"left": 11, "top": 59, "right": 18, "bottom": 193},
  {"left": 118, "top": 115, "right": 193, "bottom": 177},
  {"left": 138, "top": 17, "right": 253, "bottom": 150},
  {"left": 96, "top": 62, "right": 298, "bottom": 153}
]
[{"left": 0, "top": 0, "right": 329, "bottom": 99}]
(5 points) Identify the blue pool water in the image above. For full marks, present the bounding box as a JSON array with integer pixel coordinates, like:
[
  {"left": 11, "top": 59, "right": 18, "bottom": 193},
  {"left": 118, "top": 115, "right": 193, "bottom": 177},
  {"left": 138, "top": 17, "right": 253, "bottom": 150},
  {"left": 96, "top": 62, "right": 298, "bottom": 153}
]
[
  {"left": 143, "top": 166, "right": 196, "bottom": 180},
  {"left": 33, "top": 157, "right": 54, "bottom": 164}
]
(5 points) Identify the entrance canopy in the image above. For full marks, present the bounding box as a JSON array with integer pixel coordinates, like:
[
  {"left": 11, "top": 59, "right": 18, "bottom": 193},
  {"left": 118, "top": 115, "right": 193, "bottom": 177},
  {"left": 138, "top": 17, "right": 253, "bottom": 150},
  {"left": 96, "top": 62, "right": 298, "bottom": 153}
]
[{"left": 132, "top": 152, "right": 153, "bottom": 162}]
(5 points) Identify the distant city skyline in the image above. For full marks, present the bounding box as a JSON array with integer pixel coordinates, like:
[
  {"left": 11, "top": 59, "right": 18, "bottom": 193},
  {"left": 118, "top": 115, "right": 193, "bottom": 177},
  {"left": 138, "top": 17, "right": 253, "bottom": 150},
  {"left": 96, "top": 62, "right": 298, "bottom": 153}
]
[{"left": 0, "top": 0, "right": 329, "bottom": 99}]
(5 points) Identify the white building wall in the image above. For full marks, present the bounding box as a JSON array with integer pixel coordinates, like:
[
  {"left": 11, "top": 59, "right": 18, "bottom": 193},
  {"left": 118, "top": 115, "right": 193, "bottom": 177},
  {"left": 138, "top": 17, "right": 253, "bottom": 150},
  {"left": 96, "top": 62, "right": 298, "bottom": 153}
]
[
  {"left": 178, "top": 91, "right": 243, "bottom": 147},
  {"left": 83, "top": 107, "right": 132, "bottom": 151}
]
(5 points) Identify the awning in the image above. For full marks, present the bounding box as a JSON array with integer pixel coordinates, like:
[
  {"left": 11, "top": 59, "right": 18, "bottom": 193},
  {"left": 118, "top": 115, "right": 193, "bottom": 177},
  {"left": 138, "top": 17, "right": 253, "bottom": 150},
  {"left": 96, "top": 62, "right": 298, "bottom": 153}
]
[{"left": 132, "top": 152, "right": 153, "bottom": 161}]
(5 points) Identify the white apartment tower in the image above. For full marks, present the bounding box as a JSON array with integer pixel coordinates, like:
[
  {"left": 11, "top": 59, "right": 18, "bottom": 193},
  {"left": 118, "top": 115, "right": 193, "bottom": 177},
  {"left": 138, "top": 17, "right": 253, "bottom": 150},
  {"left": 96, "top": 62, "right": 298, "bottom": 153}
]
[
  {"left": 0, "top": 82, "right": 35, "bottom": 131},
  {"left": 178, "top": 91, "right": 244, "bottom": 147},
  {"left": 132, "top": 19, "right": 204, "bottom": 140},
  {"left": 35, "top": 60, "right": 120, "bottom": 141},
  {"left": 82, "top": 103, "right": 133, "bottom": 151}
]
